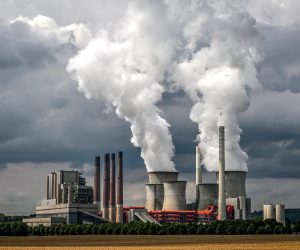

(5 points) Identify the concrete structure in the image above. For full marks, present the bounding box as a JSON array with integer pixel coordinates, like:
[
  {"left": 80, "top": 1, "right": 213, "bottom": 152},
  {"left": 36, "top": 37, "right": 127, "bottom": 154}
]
[
  {"left": 23, "top": 203, "right": 108, "bottom": 225},
  {"left": 226, "top": 196, "right": 251, "bottom": 220},
  {"left": 109, "top": 153, "right": 116, "bottom": 222},
  {"left": 218, "top": 126, "right": 226, "bottom": 220},
  {"left": 162, "top": 181, "right": 187, "bottom": 210},
  {"left": 217, "top": 171, "right": 247, "bottom": 198},
  {"left": 93, "top": 156, "right": 101, "bottom": 210},
  {"left": 102, "top": 153, "right": 110, "bottom": 220},
  {"left": 263, "top": 204, "right": 285, "bottom": 225},
  {"left": 263, "top": 204, "right": 268, "bottom": 220},
  {"left": 276, "top": 204, "right": 285, "bottom": 225},
  {"left": 116, "top": 151, "right": 124, "bottom": 223},
  {"left": 195, "top": 146, "right": 202, "bottom": 208},
  {"left": 148, "top": 171, "right": 178, "bottom": 184},
  {"left": 23, "top": 217, "right": 66, "bottom": 227},
  {"left": 264, "top": 204, "right": 276, "bottom": 220},
  {"left": 46, "top": 170, "right": 93, "bottom": 205},
  {"left": 197, "top": 184, "right": 218, "bottom": 210},
  {"left": 145, "top": 184, "right": 164, "bottom": 211}
]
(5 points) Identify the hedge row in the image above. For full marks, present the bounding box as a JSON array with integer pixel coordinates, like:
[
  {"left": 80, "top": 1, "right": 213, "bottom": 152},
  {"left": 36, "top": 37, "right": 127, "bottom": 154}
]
[{"left": 1, "top": 218, "right": 299, "bottom": 236}]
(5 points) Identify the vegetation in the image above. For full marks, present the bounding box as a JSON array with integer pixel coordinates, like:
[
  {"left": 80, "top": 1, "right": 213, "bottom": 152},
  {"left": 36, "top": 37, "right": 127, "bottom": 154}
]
[{"left": 1, "top": 218, "right": 300, "bottom": 236}]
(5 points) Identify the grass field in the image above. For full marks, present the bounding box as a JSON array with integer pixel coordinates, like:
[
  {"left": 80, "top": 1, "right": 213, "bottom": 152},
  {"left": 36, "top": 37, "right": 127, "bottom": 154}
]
[{"left": 0, "top": 235, "right": 300, "bottom": 250}]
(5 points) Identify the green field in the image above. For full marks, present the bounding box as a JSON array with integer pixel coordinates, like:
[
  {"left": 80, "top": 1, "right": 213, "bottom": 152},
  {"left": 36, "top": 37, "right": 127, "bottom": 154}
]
[{"left": 0, "top": 235, "right": 300, "bottom": 250}]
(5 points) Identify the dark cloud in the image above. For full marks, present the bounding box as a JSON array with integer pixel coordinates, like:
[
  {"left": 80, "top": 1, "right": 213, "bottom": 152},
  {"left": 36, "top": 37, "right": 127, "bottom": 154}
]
[{"left": 0, "top": 0, "right": 300, "bottom": 214}]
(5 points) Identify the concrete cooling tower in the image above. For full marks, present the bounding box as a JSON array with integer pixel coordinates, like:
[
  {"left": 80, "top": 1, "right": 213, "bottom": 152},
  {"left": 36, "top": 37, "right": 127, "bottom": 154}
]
[
  {"left": 162, "top": 181, "right": 187, "bottom": 211},
  {"left": 148, "top": 171, "right": 178, "bottom": 184},
  {"left": 216, "top": 171, "right": 247, "bottom": 198},
  {"left": 197, "top": 184, "right": 218, "bottom": 210},
  {"left": 145, "top": 184, "right": 164, "bottom": 211}
]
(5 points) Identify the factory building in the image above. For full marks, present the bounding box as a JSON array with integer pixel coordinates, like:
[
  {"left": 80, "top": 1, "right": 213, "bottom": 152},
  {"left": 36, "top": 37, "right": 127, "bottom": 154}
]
[{"left": 23, "top": 152, "right": 124, "bottom": 226}]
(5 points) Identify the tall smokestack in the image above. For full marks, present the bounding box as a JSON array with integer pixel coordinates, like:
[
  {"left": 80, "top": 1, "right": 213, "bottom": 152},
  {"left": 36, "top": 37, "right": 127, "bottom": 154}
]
[
  {"left": 116, "top": 151, "right": 123, "bottom": 223},
  {"left": 102, "top": 153, "right": 110, "bottom": 220},
  {"left": 109, "top": 153, "right": 116, "bottom": 222},
  {"left": 218, "top": 126, "right": 226, "bottom": 220},
  {"left": 196, "top": 146, "right": 202, "bottom": 208},
  {"left": 93, "top": 156, "right": 101, "bottom": 210}
]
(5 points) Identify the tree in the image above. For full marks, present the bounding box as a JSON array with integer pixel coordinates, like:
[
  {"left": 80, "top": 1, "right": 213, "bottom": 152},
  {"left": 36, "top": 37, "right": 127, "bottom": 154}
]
[
  {"left": 226, "top": 225, "right": 236, "bottom": 235},
  {"left": 246, "top": 224, "right": 256, "bottom": 234}
]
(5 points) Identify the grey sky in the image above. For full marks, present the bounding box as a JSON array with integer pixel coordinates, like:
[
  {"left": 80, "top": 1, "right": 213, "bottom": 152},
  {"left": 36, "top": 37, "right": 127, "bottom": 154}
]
[{"left": 0, "top": 0, "right": 299, "bottom": 214}]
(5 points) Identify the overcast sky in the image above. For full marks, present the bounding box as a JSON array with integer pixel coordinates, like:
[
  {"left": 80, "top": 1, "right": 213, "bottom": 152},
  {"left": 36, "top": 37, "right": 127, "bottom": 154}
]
[{"left": 0, "top": 0, "right": 300, "bottom": 215}]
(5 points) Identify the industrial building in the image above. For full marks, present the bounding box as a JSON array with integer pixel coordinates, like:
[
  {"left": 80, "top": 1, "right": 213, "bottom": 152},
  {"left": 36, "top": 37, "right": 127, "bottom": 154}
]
[
  {"left": 23, "top": 126, "right": 285, "bottom": 226},
  {"left": 24, "top": 152, "right": 124, "bottom": 226}
]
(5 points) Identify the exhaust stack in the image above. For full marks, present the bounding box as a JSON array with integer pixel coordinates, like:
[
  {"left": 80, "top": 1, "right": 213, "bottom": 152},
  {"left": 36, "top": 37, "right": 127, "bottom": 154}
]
[
  {"left": 93, "top": 156, "right": 101, "bottom": 209},
  {"left": 102, "top": 153, "right": 110, "bottom": 220},
  {"left": 109, "top": 153, "right": 116, "bottom": 222},
  {"left": 116, "top": 151, "right": 123, "bottom": 223},
  {"left": 218, "top": 126, "right": 226, "bottom": 220},
  {"left": 195, "top": 146, "right": 202, "bottom": 207}
]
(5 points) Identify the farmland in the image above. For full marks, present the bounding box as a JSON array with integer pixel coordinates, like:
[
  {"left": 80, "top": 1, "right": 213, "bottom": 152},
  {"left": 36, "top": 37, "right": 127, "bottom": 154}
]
[{"left": 0, "top": 235, "right": 299, "bottom": 250}]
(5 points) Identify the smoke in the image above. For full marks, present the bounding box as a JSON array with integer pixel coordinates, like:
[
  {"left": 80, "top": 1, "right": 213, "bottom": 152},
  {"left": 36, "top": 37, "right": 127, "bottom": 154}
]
[
  {"left": 167, "top": 0, "right": 262, "bottom": 171},
  {"left": 67, "top": 2, "right": 177, "bottom": 172}
]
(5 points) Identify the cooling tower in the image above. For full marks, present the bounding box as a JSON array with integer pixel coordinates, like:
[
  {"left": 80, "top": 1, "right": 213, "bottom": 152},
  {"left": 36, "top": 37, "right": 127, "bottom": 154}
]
[
  {"left": 148, "top": 171, "right": 178, "bottom": 184},
  {"left": 216, "top": 171, "right": 247, "bottom": 198},
  {"left": 145, "top": 184, "right": 164, "bottom": 211},
  {"left": 197, "top": 183, "right": 218, "bottom": 210},
  {"left": 162, "top": 181, "right": 187, "bottom": 210},
  {"left": 116, "top": 151, "right": 123, "bottom": 223},
  {"left": 275, "top": 204, "right": 285, "bottom": 225},
  {"left": 195, "top": 146, "right": 202, "bottom": 208},
  {"left": 218, "top": 126, "right": 226, "bottom": 220}
]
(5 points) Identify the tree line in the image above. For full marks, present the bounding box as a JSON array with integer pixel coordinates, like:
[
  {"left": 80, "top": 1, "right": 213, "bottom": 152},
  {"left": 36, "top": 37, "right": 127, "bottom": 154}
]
[{"left": 1, "top": 218, "right": 300, "bottom": 236}]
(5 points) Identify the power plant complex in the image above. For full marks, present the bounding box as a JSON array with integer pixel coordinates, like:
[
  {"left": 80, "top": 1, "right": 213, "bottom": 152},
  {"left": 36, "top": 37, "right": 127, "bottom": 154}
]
[{"left": 23, "top": 126, "right": 285, "bottom": 226}]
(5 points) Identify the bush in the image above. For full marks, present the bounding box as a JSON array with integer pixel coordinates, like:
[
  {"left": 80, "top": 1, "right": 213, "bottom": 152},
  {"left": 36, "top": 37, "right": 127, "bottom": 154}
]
[
  {"left": 246, "top": 224, "right": 256, "bottom": 234},
  {"left": 256, "top": 226, "right": 266, "bottom": 234},
  {"left": 215, "top": 224, "right": 225, "bottom": 235},
  {"left": 226, "top": 225, "right": 236, "bottom": 235}
]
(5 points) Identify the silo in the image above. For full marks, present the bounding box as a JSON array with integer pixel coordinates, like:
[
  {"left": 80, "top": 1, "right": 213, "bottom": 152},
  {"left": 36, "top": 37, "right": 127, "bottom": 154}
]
[
  {"left": 216, "top": 171, "right": 247, "bottom": 198},
  {"left": 148, "top": 171, "right": 178, "bottom": 184},
  {"left": 197, "top": 184, "right": 218, "bottom": 210},
  {"left": 266, "top": 204, "right": 276, "bottom": 219},
  {"left": 145, "top": 184, "right": 164, "bottom": 211},
  {"left": 263, "top": 204, "right": 268, "bottom": 220},
  {"left": 162, "top": 181, "right": 187, "bottom": 210},
  {"left": 275, "top": 204, "right": 285, "bottom": 225}
]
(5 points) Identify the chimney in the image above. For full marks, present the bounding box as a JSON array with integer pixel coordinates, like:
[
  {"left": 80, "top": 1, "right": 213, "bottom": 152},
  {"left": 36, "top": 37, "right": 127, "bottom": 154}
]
[
  {"left": 116, "top": 151, "right": 123, "bottom": 223},
  {"left": 195, "top": 146, "right": 202, "bottom": 208},
  {"left": 218, "top": 126, "right": 226, "bottom": 220},
  {"left": 102, "top": 153, "right": 110, "bottom": 220},
  {"left": 93, "top": 156, "right": 101, "bottom": 210},
  {"left": 109, "top": 153, "right": 116, "bottom": 222}
]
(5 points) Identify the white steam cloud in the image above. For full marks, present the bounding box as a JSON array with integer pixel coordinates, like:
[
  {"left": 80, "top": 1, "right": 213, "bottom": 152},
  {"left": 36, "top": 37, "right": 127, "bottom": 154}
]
[
  {"left": 67, "top": 2, "right": 176, "bottom": 172},
  {"left": 167, "top": 0, "right": 262, "bottom": 171}
]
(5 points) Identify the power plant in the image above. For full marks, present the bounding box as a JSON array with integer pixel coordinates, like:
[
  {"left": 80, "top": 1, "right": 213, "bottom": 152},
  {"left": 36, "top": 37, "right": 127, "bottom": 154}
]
[{"left": 23, "top": 126, "right": 286, "bottom": 226}]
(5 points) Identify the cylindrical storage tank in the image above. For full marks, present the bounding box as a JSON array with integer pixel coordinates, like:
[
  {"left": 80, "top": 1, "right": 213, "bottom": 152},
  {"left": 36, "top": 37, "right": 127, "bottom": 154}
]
[
  {"left": 275, "top": 204, "right": 285, "bottom": 225},
  {"left": 266, "top": 204, "right": 275, "bottom": 219},
  {"left": 162, "top": 181, "right": 186, "bottom": 211},
  {"left": 148, "top": 171, "right": 178, "bottom": 184},
  {"left": 145, "top": 184, "right": 164, "bottom": 211},
  {"left": 197, "top": 184, "right": 218, "bottom": 210},
  {"left": 263, "top": 204, "right": 268, "bottom": 220},
  {"left": 216, "top": 171, "right": 247, "bottom": 198}
]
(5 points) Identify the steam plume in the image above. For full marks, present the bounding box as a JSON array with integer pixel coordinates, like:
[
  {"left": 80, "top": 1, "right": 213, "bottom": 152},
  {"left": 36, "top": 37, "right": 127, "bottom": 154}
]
[
  {"left": 67, "top": 2, "right": 176, "bottom": 172},
  {"left": 167, "top": 0, "right": 262, "bottom": 171}
]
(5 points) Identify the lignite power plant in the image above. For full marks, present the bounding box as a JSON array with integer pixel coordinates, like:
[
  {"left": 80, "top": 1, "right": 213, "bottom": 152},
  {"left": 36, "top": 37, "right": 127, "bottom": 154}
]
[{"left": 23, "top": 126, "right": 285, "bottom": 226}]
